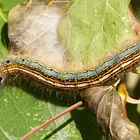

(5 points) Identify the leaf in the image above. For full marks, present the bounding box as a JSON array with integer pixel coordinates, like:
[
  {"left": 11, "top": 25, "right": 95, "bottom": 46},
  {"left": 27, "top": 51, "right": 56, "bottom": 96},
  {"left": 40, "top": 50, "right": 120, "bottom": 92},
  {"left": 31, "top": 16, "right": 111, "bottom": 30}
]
[
  {"left": 8, "top": 0, "right": 138, "bottom": 72},
  {"left": 0, "top": 86, "right": 82, "bottom": 140},
  {"left": 82, "top": 86, "right": 140, "bottom": 140},
  {"left": 0, "top": 0, "right": 139, "bottom": 140},
  {"left": 0, "top": 0, "right": 25, "bottom": 10}
]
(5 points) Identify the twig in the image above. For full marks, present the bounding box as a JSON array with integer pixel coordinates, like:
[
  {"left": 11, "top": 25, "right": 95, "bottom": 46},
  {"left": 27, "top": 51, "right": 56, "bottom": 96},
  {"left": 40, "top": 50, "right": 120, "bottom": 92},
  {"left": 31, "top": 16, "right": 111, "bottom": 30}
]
[{"left": 20, "top": 101, "right": 83, "bottom": 140}]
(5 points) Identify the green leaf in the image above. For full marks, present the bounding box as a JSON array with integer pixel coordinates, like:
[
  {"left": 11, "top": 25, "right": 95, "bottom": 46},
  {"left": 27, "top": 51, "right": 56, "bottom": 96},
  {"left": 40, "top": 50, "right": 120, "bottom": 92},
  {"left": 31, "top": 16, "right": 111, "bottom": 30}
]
[
  {"left": 59, "top": 0, "right": 134, "bottom": 70},
  {"left": 0, "top": 0, "right": 25, "bottom": 10}
]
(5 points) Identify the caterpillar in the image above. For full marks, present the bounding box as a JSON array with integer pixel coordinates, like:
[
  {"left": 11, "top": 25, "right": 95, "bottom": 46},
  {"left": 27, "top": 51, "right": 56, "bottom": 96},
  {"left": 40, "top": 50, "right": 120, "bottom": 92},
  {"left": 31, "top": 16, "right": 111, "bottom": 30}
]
[{"left": 0, "top": 42, "right": 139, "bottom": 90}]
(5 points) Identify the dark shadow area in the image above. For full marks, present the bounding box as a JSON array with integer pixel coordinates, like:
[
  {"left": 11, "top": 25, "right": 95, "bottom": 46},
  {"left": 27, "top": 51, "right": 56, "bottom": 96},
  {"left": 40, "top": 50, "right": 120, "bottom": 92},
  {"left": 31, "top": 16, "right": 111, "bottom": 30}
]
[
  {"left": 43, "top": 118, "right": 73, "bottom": 139},
  {"left": 130, "top": 0, "right": 140, "bottom": 21},
  {"left": 133, "top": 78, "right": 140, "bottom": 99},
  {"left": 70, "top": 107, "right": 104, "bottom": 140},
  {"left": 127, "top": 103, "right": 140, "bottom": 128},
  {"left": 1, "top": 23, "right": 10, "bottom": 49},
  {"left": 126, "top": 77, "right": 140, "bottom": 128}
]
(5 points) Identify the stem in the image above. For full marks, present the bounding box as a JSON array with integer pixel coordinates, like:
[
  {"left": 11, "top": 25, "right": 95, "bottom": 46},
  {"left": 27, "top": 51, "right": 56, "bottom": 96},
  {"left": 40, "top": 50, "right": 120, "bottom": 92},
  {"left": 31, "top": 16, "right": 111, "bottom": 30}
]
[
  {"left": 0, "top": 9, "right": 7, "bottom": 22},
  {"left": 20, "top": 101, "right": 83, "bottom": 140}
]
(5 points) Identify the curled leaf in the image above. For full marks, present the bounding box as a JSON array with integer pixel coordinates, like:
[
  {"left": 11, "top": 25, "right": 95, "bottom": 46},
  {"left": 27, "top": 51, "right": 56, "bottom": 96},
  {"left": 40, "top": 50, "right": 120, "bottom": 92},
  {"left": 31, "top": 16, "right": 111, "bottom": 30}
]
[{"left": 81, "top": 86, "right": 140, "bottom": 140}]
